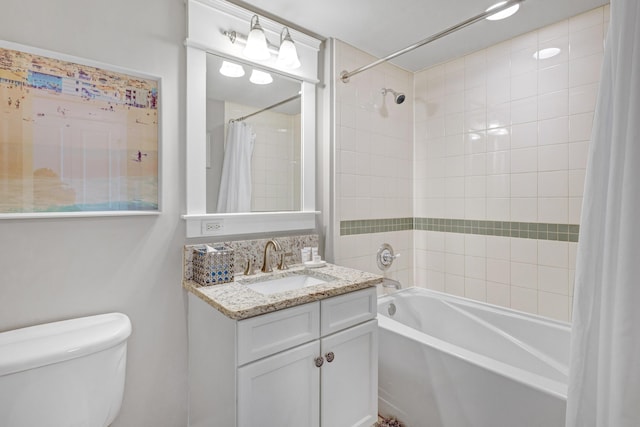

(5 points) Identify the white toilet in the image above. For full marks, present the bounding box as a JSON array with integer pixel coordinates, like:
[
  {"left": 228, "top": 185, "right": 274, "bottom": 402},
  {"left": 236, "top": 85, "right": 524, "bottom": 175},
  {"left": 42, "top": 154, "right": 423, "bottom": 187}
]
[{"left": 0, "top": 313, "right": 132, "bottom": 427}]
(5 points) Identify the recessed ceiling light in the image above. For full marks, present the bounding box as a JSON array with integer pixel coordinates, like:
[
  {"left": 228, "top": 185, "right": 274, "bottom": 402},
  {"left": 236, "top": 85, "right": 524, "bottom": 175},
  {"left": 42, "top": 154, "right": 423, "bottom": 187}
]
[
  {"left": 485, "top": 1, "right": 520, "bottom": 21},
  {"left": 219, "top": 61, "right": 245, "bottom": 78},
  {"left": 533, "top": 47, "right": 561, "bottom": 60}
]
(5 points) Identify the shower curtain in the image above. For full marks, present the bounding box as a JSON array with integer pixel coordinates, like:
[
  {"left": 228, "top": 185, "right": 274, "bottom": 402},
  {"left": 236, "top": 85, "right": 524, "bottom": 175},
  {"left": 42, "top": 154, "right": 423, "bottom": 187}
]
[
  {"left": 566, "top": 1, "right": 640, "bottom": 426},
  {"left": 216, "top": 121, "right": 255, "bottom": 213}
]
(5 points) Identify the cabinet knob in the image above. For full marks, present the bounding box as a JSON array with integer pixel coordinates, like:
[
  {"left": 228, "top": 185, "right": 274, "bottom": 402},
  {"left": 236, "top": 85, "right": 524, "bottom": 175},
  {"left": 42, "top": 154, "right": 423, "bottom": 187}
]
[
  {"left": 314, "top": 356, "right": 324, "bottom": 367},
  {"left": 325, "top": 352, "right": 335, "bottom": 363}
]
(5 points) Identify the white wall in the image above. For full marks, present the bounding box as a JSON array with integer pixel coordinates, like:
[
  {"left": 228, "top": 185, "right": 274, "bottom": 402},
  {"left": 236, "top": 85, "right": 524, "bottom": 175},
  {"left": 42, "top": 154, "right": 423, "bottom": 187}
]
[{"left": 0, "top": 0, "right": 188, "bottom": 425}]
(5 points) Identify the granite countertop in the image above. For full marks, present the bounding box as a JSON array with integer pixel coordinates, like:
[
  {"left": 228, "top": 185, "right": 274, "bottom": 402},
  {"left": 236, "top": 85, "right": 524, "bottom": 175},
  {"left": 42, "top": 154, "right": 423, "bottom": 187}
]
[{"left": 183, "top": 263, "right": 383, "bottom": 320}]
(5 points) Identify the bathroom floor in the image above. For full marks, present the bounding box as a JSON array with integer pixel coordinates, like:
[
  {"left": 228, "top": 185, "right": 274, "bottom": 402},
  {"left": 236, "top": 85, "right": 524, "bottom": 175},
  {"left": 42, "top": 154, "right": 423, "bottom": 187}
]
[{"left": 375, "top": 415, "right": 405, "bottom": 427}]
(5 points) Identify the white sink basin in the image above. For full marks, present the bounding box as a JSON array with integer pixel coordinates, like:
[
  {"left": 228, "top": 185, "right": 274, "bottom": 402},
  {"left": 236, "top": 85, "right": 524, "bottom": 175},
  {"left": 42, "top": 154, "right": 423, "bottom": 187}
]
[{"left": 243, "top": 273, "right": 329, "bottom": 295}]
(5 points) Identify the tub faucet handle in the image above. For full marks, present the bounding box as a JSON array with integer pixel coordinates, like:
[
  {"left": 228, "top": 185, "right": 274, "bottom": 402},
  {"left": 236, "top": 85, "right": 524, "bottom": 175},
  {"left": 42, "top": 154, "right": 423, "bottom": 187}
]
[
  {"left": 377, "top": 243, "right": 399, "bottom": 270},
  {"left": 382, "top": 251, "right": 400, "bottom": 263}
]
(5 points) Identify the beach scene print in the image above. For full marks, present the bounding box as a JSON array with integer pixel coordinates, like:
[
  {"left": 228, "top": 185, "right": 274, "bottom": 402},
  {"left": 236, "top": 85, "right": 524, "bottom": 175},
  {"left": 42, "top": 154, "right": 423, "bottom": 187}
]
[{"left": 0, "top": 44, "right": 159, "bottom": 214}]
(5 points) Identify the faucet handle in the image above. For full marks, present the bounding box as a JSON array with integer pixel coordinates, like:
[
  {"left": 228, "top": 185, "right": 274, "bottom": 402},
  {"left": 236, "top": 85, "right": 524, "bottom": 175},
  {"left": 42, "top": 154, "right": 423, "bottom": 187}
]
[
  {"left": 244, "top": 257, "right": 255, "bottom": 276},
  {"left": 278, "top": 252, "right": 293, "bottom": 270}
]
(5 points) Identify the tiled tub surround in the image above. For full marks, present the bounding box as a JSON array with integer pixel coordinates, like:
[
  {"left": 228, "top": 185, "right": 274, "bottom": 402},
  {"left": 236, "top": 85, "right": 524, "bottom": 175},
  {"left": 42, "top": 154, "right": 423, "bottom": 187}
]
[
  {"left": 415, "top": 231, "right": 578, "bottom": 322},
  {"left": 330, "top": 7, "right": 607, "bottom": 322},
  {"left": 184, "top": 263, "right": 382, "bottom": 320},
  {"left": 333, "top": 39, "right": 415, "bottom": 287},
  {"left": 410, "top": 6, "right": 608, "bottom": 322}
]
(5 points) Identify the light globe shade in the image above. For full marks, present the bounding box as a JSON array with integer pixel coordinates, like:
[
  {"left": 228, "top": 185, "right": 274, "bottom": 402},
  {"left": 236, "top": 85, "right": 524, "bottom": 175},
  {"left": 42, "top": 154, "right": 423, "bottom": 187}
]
[
  {"left": 277, "top": 30, "right": 301, "bottom": 69},
  {"left": 219, "top": 60, "right": 245, "bottom": 77},
  {"left": 485, "top": 1, "right": 520, "bottom": 20},
  {"left": 243, "top": 16, "right": 270, "bottom": 61},
  {"left": 250, "top": 69, "right": 273, "bottom": 85}
]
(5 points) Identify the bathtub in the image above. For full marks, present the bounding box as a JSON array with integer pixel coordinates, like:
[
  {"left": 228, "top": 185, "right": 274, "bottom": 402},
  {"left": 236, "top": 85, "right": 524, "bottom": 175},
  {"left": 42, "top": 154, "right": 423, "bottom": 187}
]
[{"left": 377, "top": 287, "right": 570, "bottom": 427}]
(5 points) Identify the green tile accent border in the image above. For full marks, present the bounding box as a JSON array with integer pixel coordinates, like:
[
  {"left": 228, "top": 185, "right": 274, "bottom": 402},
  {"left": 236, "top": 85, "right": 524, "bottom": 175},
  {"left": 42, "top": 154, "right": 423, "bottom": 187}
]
[
  {"left": 340, "top": 217, "right": 580, "bottom": 242},
  {"left": 340, "top": 218, "right": 414, "bottom": 236}
]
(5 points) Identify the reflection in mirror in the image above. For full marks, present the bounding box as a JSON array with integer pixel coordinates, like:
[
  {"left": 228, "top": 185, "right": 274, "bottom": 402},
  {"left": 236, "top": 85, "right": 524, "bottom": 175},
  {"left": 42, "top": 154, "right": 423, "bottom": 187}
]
[{"left": 206, "top": 53, "right": 302, "bottom": 213}]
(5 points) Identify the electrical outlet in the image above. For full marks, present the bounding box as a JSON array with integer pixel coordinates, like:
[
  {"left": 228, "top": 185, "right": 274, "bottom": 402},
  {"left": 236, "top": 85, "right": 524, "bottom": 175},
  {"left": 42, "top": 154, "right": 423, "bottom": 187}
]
[{"left": 202, "top": 220, "right": 224, "bottom": 234}]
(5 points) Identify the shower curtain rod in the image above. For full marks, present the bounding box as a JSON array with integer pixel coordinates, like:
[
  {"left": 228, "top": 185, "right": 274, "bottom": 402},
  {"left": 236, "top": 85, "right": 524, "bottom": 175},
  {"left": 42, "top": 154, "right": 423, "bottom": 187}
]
[
  {"left": 340, "top": 0, "right": 526, "bottom": 83},
  {"left": 229, "top": 93, "right": 301, "bottom": 123}
]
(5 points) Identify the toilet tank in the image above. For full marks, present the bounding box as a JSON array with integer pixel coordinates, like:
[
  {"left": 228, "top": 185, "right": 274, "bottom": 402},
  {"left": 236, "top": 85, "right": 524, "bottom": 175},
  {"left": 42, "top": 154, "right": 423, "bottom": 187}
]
[{"left": 0, "top": 313, "right": 132, "bottom": 427}]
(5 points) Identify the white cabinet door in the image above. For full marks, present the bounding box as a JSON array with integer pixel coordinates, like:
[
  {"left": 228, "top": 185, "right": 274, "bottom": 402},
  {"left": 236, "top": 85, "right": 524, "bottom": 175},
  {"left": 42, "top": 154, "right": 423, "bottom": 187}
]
[
  {"left": 320, "top": 319, "right": 378, "bottom": 427},
  {"left": 238, "top": 340, "right": 320, "bottom": 427}
]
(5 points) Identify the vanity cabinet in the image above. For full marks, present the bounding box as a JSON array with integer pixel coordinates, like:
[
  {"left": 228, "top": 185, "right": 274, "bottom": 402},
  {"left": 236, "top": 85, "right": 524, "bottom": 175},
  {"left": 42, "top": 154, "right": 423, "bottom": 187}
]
[{"left": 188, "top": 287, "right": 378, "bottom": 427}]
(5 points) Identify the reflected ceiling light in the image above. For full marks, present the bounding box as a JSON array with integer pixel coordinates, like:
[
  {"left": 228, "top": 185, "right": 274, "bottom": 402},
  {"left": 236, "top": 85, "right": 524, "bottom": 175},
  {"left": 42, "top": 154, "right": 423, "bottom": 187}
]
[
  {"left": 277, "top": 27, "right": 301, "bottom": 69},
  {"left": 250, "top": 69, "right": 273, "bottom": 85},
  {"left": 485, "top": 1, "right": 520, "bottom": 21},
  {"left": 243, "top": 15, "right": 270, "bottom": 61},
  {"left": 219, "top": 60, "right": 245, "bottom": 78},
  {"left": 533, "top": 47, "right": 561, "bottom": 60},
  {"left": 488, "top": 128, "right": 509, "bottom": 136}
]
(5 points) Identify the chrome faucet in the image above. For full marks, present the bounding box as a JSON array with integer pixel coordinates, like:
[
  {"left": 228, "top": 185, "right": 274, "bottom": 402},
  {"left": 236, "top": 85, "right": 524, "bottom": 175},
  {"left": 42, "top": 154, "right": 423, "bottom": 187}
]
[
  {"left": 261, "top": 239, "right": 282, "bottom": 273},
  {"left": 382, "top": 278, "right": 402, "bottom": 290}
]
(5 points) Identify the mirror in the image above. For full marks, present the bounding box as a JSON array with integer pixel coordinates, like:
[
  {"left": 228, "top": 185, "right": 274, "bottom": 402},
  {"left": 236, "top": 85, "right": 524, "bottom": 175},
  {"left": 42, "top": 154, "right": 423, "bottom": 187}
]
[
  {"left": 205, "top": 54, "right": 302, "bottom": 213},
  {"left": 183, "top": 0, "right": 322, "bottom": 237}
]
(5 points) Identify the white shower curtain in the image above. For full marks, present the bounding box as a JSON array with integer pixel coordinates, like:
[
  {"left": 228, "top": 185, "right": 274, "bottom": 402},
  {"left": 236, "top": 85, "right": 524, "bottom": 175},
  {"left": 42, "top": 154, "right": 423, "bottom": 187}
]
[
  {"left": 216, "top": 121, "right": 255, "bottom": 213},
  {"left": 566, "top": 1, "right": 640, "bottom": 426}
]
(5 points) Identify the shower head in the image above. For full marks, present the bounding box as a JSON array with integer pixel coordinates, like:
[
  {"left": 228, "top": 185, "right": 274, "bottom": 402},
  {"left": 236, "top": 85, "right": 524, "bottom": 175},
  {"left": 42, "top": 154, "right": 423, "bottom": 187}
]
[{"left": 381, "top": 88, "right": 405, "bottom": 104}]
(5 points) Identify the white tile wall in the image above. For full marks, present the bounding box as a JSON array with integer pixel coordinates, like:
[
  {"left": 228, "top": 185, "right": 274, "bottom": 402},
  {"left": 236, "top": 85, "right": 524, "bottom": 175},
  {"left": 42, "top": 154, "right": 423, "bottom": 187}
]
[
  {"left": 413, "top": 7, "right": 607, "bottom": 321},
  {"left": 333, "top": 40, "right": 414, "bottom": 284},
  {"left": 331, "top": 8, "right": 606, "bottom": 321}
]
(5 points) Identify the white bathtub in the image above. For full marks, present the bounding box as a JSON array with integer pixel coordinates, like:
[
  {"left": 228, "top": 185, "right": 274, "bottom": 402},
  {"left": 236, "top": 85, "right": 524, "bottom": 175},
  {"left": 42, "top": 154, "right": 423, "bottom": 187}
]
[{"left": 377, "top": 287, "right": 570, "bottom": 427}]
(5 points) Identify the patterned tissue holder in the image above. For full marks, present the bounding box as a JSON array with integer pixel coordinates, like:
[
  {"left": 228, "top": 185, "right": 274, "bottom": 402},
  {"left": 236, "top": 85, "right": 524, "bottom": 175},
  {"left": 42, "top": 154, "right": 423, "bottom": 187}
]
[{"left": 192, "top": 246, "right": 235, "bottom": 286}]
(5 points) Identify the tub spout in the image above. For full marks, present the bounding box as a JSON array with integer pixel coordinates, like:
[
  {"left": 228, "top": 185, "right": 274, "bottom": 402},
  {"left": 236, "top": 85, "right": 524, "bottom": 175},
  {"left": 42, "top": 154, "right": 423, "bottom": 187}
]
[{"left": 382, "top": 278, "right": 402, "bottom": 290}]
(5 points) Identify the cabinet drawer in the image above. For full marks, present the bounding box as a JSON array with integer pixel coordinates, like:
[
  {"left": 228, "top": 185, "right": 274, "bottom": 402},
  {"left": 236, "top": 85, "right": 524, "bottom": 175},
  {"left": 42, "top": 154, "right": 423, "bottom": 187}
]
[
  {"left": 238, "top": 302, "right": 320, "bottom": 365},
  {"left": 320, "top": 287, "right": 376, "bottom": 336}
]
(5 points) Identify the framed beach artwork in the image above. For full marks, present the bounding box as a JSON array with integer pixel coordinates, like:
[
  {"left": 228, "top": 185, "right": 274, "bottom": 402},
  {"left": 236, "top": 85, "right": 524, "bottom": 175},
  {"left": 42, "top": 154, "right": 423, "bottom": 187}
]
[{"left": 0, "top": 41, "right": 160, "bottom": 218}]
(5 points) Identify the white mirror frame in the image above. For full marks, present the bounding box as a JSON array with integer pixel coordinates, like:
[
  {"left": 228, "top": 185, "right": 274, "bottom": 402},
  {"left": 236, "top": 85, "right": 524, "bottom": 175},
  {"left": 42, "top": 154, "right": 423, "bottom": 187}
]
[{"left": 183, "top": 0, "right": 322, "bottom": 238}]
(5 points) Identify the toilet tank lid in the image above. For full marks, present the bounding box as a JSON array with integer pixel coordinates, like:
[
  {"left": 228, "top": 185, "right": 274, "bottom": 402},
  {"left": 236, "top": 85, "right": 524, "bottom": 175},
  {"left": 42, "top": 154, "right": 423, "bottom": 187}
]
[{"left": 0, "top": 313, "right": 132, "bottom": 376}]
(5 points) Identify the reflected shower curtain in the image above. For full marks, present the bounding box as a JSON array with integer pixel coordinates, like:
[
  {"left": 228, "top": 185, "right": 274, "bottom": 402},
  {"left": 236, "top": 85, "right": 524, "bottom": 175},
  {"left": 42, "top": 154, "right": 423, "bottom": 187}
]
[
  {"left": 216, "top": 121, "right": 255, "bottom": 213},
  {"left": 566, "top": 1, "right": 640, "bottom": 426}
]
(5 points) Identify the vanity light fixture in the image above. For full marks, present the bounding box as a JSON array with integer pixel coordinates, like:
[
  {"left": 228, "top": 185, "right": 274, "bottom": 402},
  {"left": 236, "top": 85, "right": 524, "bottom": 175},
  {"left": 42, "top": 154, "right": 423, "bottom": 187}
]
[
  {"left": 224, "top": 16, "right": 303, "bottom": 68},
  {"left": 277, "top": 27, "right": 301, "bottom": 69},
  {"left": 219, "top": 60, "right": 245, "bottom": 77},
  {"left": 243, "top": 15, "right": 270, "bottom": 61},
  {"left": 485, "top": 1, "right": 520, "bottom": 20},
  {"left": 249, "top": 69, "right": 273, "bottom": 85}
]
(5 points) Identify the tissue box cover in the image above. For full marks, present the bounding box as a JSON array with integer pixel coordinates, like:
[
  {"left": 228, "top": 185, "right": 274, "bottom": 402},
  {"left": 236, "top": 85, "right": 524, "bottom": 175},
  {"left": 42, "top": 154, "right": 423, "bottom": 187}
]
[{"left": 192, "top": 246, "right": 235, "bottom": 286}]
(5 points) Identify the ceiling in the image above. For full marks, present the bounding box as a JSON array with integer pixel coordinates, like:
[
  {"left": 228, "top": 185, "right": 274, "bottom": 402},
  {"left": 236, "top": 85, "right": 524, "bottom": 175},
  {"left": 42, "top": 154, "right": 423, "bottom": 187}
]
[{"left": 232, "top": 0, "right": 609, "bottom": 72}]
